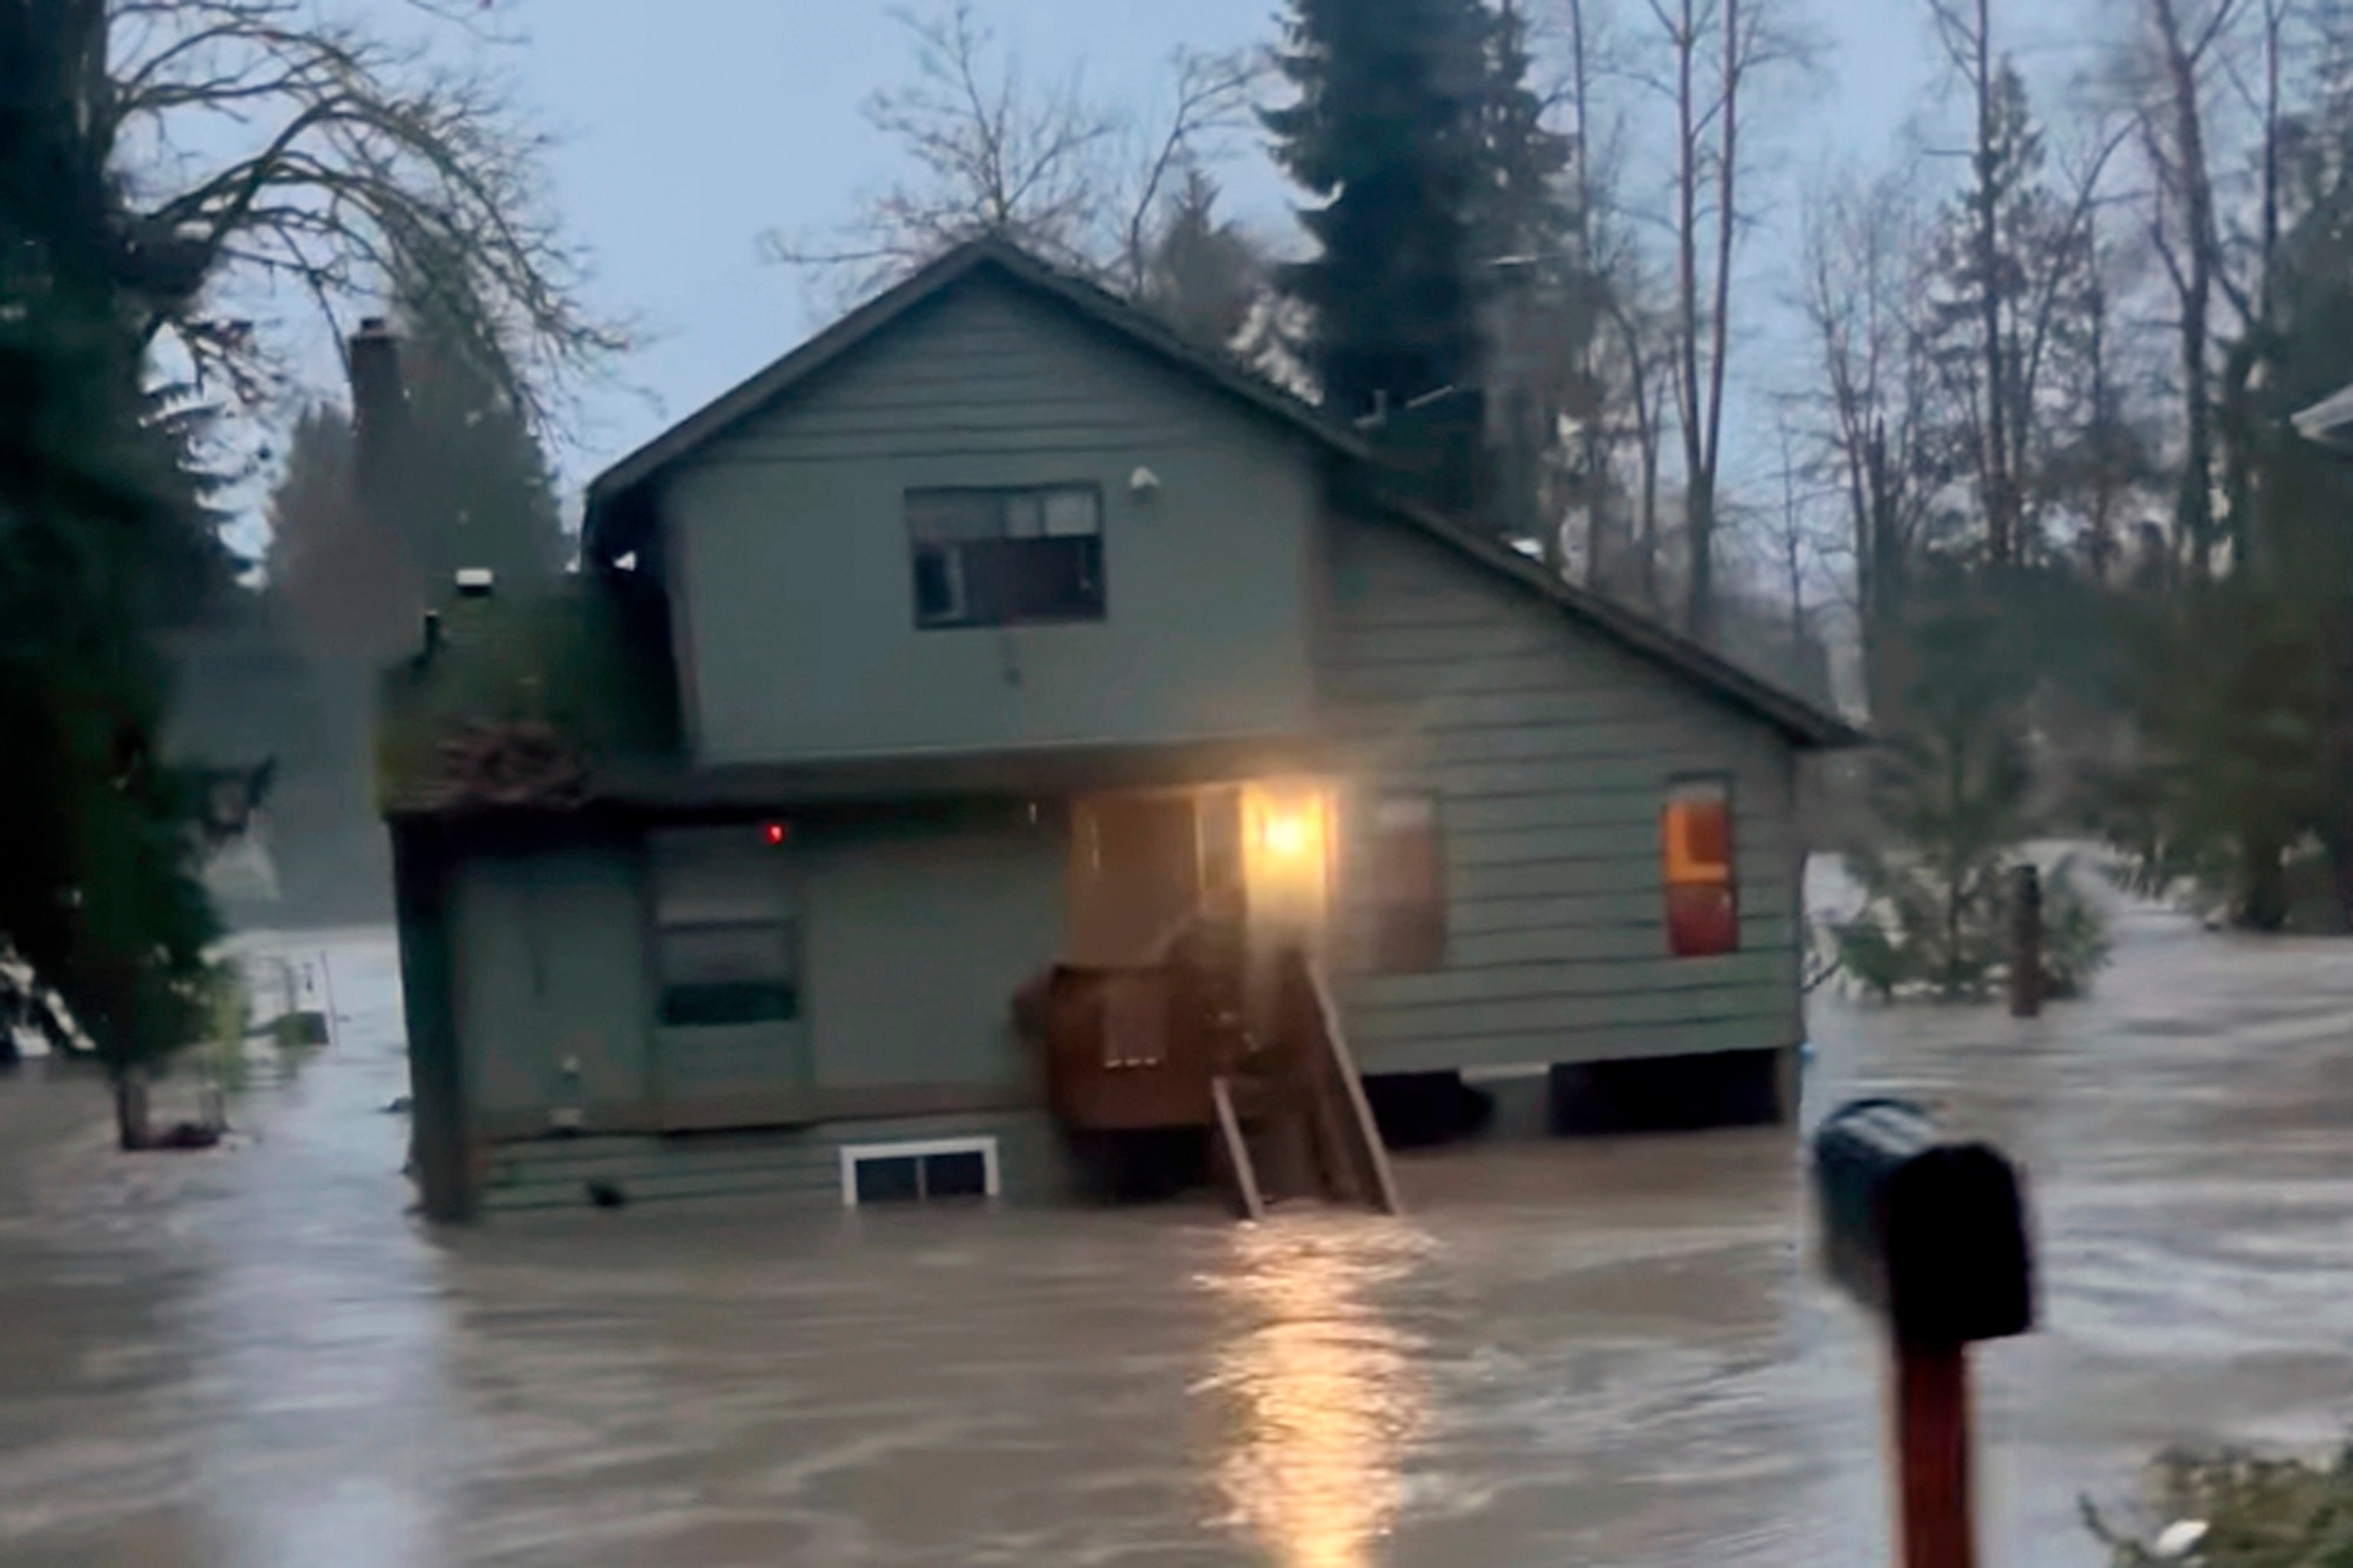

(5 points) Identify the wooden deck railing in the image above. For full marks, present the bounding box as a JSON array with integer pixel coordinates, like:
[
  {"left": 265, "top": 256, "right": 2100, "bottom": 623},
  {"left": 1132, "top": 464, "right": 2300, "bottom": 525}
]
[{"left": 1016, "top": 930, "right": 1400, "bottom": 1219}]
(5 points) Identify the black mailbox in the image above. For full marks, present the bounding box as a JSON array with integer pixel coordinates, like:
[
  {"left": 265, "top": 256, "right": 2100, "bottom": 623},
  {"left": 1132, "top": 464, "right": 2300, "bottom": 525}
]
[{"left": 1811, "top": 1098, "right": 2034, "bottom": 1346}]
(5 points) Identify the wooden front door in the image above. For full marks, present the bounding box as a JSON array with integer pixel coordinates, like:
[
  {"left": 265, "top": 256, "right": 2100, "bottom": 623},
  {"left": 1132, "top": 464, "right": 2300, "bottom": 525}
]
[{"left": 1069, "top": 792, "right": 1204, "bottom": 966}]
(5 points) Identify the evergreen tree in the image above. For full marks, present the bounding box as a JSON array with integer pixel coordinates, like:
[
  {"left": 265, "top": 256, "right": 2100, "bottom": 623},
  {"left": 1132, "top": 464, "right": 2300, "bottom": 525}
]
[
  {"left": 2, "top": 7, "right": 224, "bottom": 1137},
  {"left": 1265, "top": 0, "right": 1495, "bottom": 425},
  {"left": 1471, "top": 0, "right": 1575, "bottom": 269},
  {"left": 397, "top": 285, "right": 568, "bottom": 600},
  {"left": 1474, "top": 0, "right": 1594, "bottom": 554},
  {"left": 267, "top": 404, "right": 420, "bottom": 662},
  {"left": 1141, "top": 169, "right": 1265, "bottom": 351}
]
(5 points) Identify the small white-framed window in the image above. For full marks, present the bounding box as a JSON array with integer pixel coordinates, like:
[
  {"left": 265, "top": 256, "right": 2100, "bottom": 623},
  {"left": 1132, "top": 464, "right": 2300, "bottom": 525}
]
[{"left": 838, "top": 1136, "right": 1001, "bottom": 1206}]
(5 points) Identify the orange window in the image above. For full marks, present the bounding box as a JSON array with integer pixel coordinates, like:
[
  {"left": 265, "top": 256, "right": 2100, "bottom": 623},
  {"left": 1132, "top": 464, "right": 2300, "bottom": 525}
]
[{"left": 1662, "top": 779, "right": 1737, "bottom": 957}]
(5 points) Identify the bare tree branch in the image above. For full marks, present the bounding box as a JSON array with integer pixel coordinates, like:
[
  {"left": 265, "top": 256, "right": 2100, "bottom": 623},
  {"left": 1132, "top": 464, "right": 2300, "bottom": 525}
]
[
  {"left": 90, "top": 0, "right": 626, "bottom": 438},
  {"left": 765, "top": 1, "right": 1263, "bottom": 308}
]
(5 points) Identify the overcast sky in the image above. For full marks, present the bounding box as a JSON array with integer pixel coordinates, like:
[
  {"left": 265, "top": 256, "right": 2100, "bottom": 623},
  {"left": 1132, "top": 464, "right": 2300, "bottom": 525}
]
[{"left": 341, "top": 0, "right": 2106, "bottom": 519}]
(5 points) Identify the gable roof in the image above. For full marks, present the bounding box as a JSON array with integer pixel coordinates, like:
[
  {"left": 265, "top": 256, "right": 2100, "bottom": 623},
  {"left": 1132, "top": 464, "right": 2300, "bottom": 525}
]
[
  {"left": 583, "top": 236, "right": 1858, "bottom": 751},
  {"left": 582, "top": 237, "right": 1370, "bottom": 537}
]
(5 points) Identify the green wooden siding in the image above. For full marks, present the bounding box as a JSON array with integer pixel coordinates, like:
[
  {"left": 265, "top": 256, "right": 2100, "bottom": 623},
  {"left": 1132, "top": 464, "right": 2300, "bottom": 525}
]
[
  {"left": 450, "top": 844, "right": 653, "bottom": 1121},
  {"left": 797, "top": 809, "right": 1065, "bottom": 1095},
  {"left": 1317, "top": 509, "right": 1807, "bottom": 1073},
  {"left": 446, "top": 810, "right": 1060, "bottom": 1145},
  {"left": 477, "top": 1109, "right": 1069, "bottom": 1213},
  {"left": 659, "top": 276, "right": 1320, "bottom": 768},
  {"left": 656, "top": 1018, "right": 809, "bottom": 1102}
]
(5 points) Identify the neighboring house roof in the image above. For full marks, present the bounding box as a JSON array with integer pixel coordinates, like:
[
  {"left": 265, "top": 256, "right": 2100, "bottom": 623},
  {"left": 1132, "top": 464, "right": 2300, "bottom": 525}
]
[
  {"left": 2293, "top": 381, "right": 2353, "bottom": 447},
  {"left": 583, "top": 235, "right": 1858, "bottom": 751}
]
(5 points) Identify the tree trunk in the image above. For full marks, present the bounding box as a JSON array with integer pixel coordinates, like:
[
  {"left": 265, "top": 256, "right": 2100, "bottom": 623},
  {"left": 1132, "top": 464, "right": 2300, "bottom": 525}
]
[
  {"left": 113, "top": 1074, "right": 149, "bottom": 1152},
  {"left": 2240, "top": 835, "right": 2287, "bottom": 932},
  {"left": 2150, "top": 0, "right": 2220, "bottom": 575},
  {"left": 1687, "top": 470, "right": 1717, "bottom": 646},
  {"left": 1671, "top": 0, "right": 1710, "bottom": 642},
  {"left": 2324, "top": 827, "right": 2353, "bottom": 935},
  {"left": 1969, "top": 0, "right": 2016, "bottom": 567}
]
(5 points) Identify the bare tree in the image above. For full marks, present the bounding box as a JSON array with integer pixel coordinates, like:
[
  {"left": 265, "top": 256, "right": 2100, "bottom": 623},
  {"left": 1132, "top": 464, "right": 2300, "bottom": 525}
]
[
  {"left": 1910, "top": 6, "right": 2129, "bottom": 571},
  {"left": 1923, "top": 0, "right": 2025, "bottom": 565},
  {"left": 766, "top": 1, "right": 1262, "bottom": 306},
  {"left": 1634, "top": 0, "right": 1798, "bottom": 646},
  {"left": 1559, "top": 0, "right": 1629, "bottom": 590},
  {"left": 1767, "top": 408, "right": 1829, "bottom": 649},
  {"left": 90, "top": 0, "right": 622, "bottom": 430},
  {"left": 2119, "top": 0, "right": 2249, "bottom": 574},
  {"left": 1793, "top": 170, "right": 1939, "bottom": 717}
]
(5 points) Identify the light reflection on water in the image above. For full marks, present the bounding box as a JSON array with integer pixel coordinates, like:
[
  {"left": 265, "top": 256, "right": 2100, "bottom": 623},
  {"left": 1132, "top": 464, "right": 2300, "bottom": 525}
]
[{"left": 1204, "top": 1219, "right": 1432, "bottom": 1568}]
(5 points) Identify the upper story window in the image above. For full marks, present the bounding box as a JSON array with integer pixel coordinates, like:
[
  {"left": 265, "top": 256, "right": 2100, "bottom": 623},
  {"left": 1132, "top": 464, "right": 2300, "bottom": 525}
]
[{"left": 906, "top": 484, "right": 1105, "bottom": 630}]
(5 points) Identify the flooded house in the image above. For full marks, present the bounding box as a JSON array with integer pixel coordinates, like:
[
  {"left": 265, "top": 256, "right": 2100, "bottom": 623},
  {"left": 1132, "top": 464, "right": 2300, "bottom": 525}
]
[{"left": 381, "top": 238, "right": 1856, "bottom": 1221}]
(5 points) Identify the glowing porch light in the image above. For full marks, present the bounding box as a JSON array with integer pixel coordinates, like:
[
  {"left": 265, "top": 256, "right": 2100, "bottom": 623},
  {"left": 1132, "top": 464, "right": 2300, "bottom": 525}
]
[{"left": 1261, "top": 808, "right": 1315, "bottom": 860}]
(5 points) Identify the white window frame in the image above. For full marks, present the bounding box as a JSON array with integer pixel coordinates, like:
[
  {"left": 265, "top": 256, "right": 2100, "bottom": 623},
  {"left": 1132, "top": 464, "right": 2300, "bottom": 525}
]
[{"left": 837, "top": 1136, "right": 1002, "bottom": 1207}]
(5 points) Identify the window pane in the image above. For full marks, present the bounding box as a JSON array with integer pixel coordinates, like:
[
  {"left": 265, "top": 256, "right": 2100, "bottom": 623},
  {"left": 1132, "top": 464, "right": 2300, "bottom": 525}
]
[
  {"left": 954, "top": 535, "right": 1103, "bottom": 624},
  {"left": 657, "top": 922, "right": 792, "bottom": 987},
  {"left": 656, "top": 922, "right": 797, "bottom": 1026},
  {"left": 855, "top": 1155, "right": 921, "bottom": 1204},
  {"left": 659, "top": 980, "right": 797, "bottom": 1027},
  {"left": 907, "top": 486, "right": 1105, "bottom": 628},
  {"left": 1662, "top": 778, "right": 1737, "bottom": 957},
  {"left": 906, "top": 489, "right": 1003, "bottom": 542},
  {"left": 1664, "top": 780, "right": 1733, "bottom": 883},
  {"left": 1370, "top": 794, "right": 1445, "bottom": 972},
  {"left": 1009, "top": 535, "right": 1103, "bottom": 620},
  {"left": 1041, "top": 486, "right": 1101, "bottom": 537},
  {"left": 1004, "top": 492, "right": 1046, "bottom": 538},
  {"left": 955, "top": 537, "right": 1023, "bottom": 624},
  {"left": 912, "top": 547, "right": 964, "bottom": 625},
  {"left": 922, "top": 1150, "right": 989, "bottom": 1199},
  {"left": 1665, "top": 882, "right": 1739, "bottom": 957}
]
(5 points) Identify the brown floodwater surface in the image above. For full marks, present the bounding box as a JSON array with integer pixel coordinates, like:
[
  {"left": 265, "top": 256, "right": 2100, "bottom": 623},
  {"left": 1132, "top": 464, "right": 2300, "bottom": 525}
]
[{"left": 1, "top": 876, "right": 2349, "bottom": 1565}]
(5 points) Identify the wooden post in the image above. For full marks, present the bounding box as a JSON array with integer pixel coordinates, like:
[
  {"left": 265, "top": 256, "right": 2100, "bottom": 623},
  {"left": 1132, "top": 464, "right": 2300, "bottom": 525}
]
[
  {"left": 2008, "top": 863, "right": 2042, "bottom": 1019},
  {"left": 391, "top": 819, "right": 475, "bottom": 1223},
  {"left": 1210, "top": 1075, "right": 1265, "bottom": 1222},
  {"left": 1894, "top": 1341, "right": 1976, "bottom": 1568}
]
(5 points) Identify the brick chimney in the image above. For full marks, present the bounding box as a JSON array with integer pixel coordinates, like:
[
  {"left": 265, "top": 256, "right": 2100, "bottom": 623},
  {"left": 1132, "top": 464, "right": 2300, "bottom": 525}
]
[
  {"left": 349, "top": 317, "right": 411, "bottom": 515},
  {"left": 339, "top": 317, "right": 427, "bottom": 660}
]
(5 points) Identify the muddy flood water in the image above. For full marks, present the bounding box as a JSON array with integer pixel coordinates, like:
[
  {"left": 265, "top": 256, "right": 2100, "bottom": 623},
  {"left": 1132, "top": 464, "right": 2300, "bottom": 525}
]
[{"left": 2, "top": 879, "right": 2350, "bottom": 1566}]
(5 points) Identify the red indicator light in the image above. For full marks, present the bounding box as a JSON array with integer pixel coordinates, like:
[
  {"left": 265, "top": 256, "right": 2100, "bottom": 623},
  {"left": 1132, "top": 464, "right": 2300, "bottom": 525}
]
[{"left": 762, "top": 822, "right": 787, "bottom": 846}]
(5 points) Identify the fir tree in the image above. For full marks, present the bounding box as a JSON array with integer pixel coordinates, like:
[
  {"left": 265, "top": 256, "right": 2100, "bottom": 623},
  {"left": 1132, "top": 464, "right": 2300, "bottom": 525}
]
[{"left": 1265, "top": 0, "right": 1496, "bottom": 424}]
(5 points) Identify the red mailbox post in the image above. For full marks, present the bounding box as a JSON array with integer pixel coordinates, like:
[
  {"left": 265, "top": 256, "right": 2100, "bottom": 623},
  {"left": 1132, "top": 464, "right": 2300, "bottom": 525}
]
[{"left": 1813, "top": 1100, "right": 2035, "bottom": 1568}]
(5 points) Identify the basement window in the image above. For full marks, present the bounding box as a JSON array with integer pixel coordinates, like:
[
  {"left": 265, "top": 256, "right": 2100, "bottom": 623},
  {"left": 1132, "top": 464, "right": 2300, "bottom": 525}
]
[
  {"left": 1662, "top": 777, "right": 1738, "bottom": 957},
  {"left": 838, "top": 1137, "right": 1001, "bottom": 1206},
  {"left": 907, "top": 485, "right": 1104, "bottom": 628}
]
